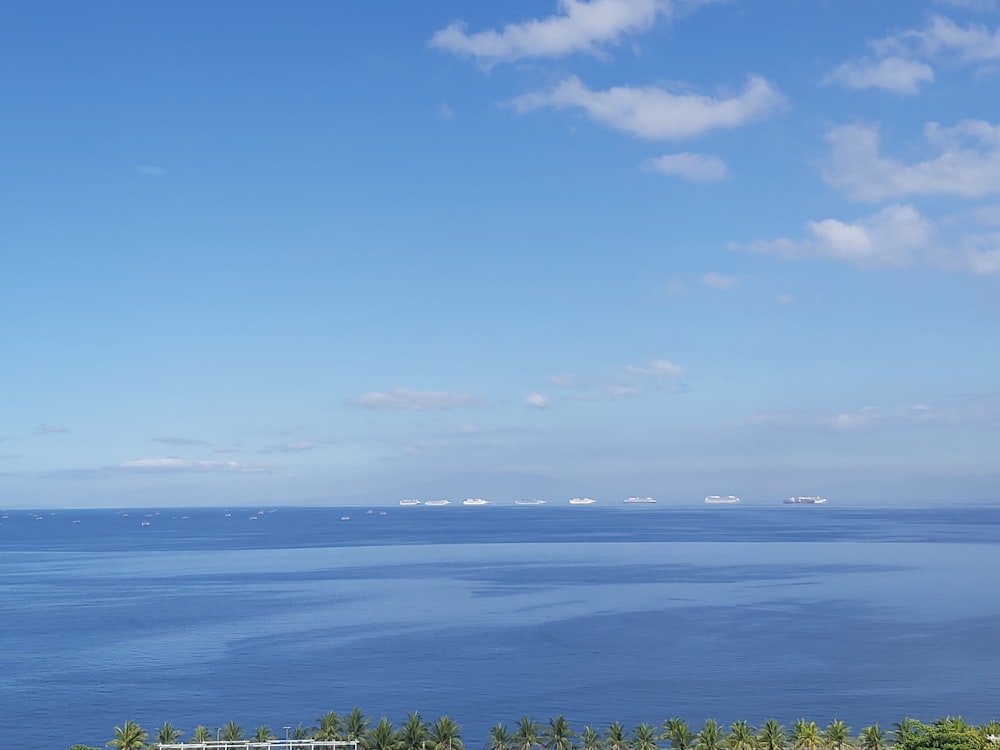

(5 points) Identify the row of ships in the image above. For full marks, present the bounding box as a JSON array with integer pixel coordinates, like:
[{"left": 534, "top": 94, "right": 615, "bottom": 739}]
[{"left": 400, "top": 496, "right": 828, "bottom": 507}]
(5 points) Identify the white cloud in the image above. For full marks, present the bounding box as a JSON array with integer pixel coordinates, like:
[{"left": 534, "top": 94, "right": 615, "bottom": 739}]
[
  {"left": 526, "top": 392, "right": 550, "bottom": 409},
  {"left": 266, "top": 441, "right": 317, "bottom": 453},
  {"left": 642, "top": 152, "right": 728, "bottom": 181},
  {"left": 509, "top": 74, "right": 787, "bottom": 141},
  {"left": 36, "top": 424, "right": 70, "bottom": 434},
  {"left": 352, "top": 388, "right": 479, "bottom": 410},
  {"left": 439, "top": 102, "right": 454, "bottom": 119},
  {"left": 120, "top": 458, "right": 264, "bottom": 473},
  {"left": 153, "top": 436, "right": 208, "bottom": 446},
  {"left": 607, "top": 385, "right": 642, "bottom": 397},
  {"left": 734, "top": 204, "right": 1000, "bottom": 275},
  {"left": 135, "top": 165, "right": 166, "bottom": 176},
  {"left": 429, "top": 0, "right": 668, "bottom": 65},
  {"left": 549, "top": 374, "right": 579, "bottom": 387},
  {"left": 753, "top": 395, "right": 1000, "bottom": 431},
  {"left": 626, "top": 359, "right": 684, "bottom": 376},
  {"left": 823, "top": 120, "right": 1000, "bottom": 201},
  {"left": 823, "top": 56, "right": 935, "bottom": 95},
  {"left": 701, "top": 271, "right": 738, "bottom": 289},
  {"left": 903, "top": 15, "right": 1000, "bottom": 62}
]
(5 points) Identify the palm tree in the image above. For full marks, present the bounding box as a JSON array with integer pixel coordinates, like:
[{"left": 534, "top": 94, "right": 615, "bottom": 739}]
[
  {"left": 106, "top": 721, "right": 147, "bottom": 750},
  {"left": 292, "top": 723, "right": 313, "bottom": 750},
  {"left": 254, "top": 726, "right": 277, "bottom": 742},
  {"left": 663, "top": 719, "right": 695, "bottom": 750},
  {"left": 514, "top": 718, "right": 543, "bottom": 750},
  {"left": 727, "top": 722, "right": 757, "bottom": 750},
  {"left": 70, "top": 745, "right": 100, "bottom": 750},
  {"left": 633, "top": 724, "right": 659, "bottom": 750},
  {"left": 698, "top": 720, "right": 724, "bottom": 750},
  {"left": 792, "top": 720, "right": 822, "bottom": 750},
  {"left": 488, "top": 723, "right": 513, "bottom": 750},
  {"left": 606, "top": 722, "right": 630, "bottom": 750},
  {"left": 398, "top": 711, "right": 430, "bottom": 750},
  {"left": 316, "top": 712, "right": 343, "bottom": 741},
  {"left": 345, "top": 706, "right": 374, "bottom": 748},
  {"left": 369, "top": 718, "right": 398, "bottom": 750},
  {"left": 429, "top": 716, "right": 465, "bottom": 750},
  {"left": 155, "top": 722, "right": 183, "bottom": 745},
  {"left": 859, "top": 725, "right": 885, "bottom": 750},
  {"left": 825, "top": 721, "right": 851, "bottom": 750},
  {"left": 580, "top": 726, "right": 603, "bottom": 750},
  {"left": 220, "top": 721, "right": 244, "bottom": 742},
  {"left": 191, "top": 726, "right": 212, "bottom": 743},
  {"left": 758, "top": 720, "right": 786, "bottom": 750},
  {"left": 892, "top": 718, "right": 924, "bottom": 750},
  {"left": 543, "top": 716, "right": 577, "bottom": 750}
]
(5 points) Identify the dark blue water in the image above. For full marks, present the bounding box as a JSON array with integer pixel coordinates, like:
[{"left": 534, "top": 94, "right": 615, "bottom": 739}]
[{"left": 2, "top": 504, "right": 998, "bottom": 749}]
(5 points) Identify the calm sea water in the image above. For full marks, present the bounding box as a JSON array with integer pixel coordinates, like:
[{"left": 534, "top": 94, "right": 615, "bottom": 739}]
[{"left": 2, "top": 504, "right": 998, "bottom": 749}]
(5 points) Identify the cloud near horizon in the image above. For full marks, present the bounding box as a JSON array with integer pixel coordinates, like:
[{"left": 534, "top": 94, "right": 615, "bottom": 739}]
[
  {"left": 508, "top": 75, "right": 787, "bottom": 141},
  {"left": 626, "top": 359, "right": 684, "bottom": 377},
  {"left": 352, "top": 388, "right": 480, "bottom": 410},
  {"left": 429, "top": 0, "right": 669, "bottom": 66},
  {"left": 642, "top": 152, "right": 728, "bottom": 181},
  {"left": 119, "top": 458, "right": 265, "bottom": 473}
]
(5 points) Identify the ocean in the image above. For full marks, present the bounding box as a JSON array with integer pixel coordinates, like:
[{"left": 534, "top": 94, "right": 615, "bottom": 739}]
[{"left": 1, "top": 503, "right": 998, "bottom": 749}]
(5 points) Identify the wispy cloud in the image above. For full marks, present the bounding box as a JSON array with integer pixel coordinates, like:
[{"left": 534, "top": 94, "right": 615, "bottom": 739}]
[
  {"left": 526, "top": 392, "right": 550, "bottom": 409},
  {"left": 429, "top": 0, "right": 668, "bottom": 66},
  {"left": 626, "top": 359, "right": 684, "bottom": 377},
  {"left": 135, "top": 165, "right": 167, "bottom": 177},
  {"left": 642, "top": 152, "right": 728, "bottom": 181},
  {"left": 263, "top": 440, "right": 318, "bottom": 453},
  {"left": 734, "top": 204, "right": 1000, "bottom": 275},
  {"left": 823, "top": 56, "right": 935, "bottom": 95},
  {"left": 701, "top": 271, "right": 738, "bottom": 289},
  {"left": 119, "top": 458, "right": 265, "bottom": 473},
  {"left": 153, "top": 436, "right": 209, "bottom": 446},
  {"left": 548, "top": 374, "right": 579, "bottom": 387},
  {"left": 823, "top": 120, "right": 1000, "bottom": 201},
  {"left": 36, "top": 424, "right": 70, "bottom": 434},
  {"left": 352, "top": 388, "right": 480, "bottom": 410},
  {"left": 933, "top": 0, "right": 997, "bottom": 10},
  {"left": 753, "top": 394, "right": 1000, "bottom": 431},
  {"left": 508, "top": 75, "right": 787, "bottom": 141}
]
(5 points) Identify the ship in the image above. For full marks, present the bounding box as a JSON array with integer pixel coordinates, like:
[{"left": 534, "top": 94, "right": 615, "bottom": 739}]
[
  {"left": 623, "top": 496, "right": 656, "bottom": 504},
  {"left": 784, "top": 496, "right": 828, "bottom": 504},
  {"left": 399, "top": 499, "right": 421, "bottom": 507},
  {"left": 424, "top": 499, "right": 451, "bottom": 507},
  {"left": 569, "top": 497, "right": 596, "bottom": 505},
  {"left": 705, "top": 495, "right": 741, "bottom": 504},
  {"left": 462, "top": 498, "right": 491, "bottom": 506},
  {"left": 514, "top": 499, "right": 547, "bottom": 505}
]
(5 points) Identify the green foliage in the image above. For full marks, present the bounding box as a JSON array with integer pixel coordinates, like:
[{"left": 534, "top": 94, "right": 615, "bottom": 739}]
[
  {"left": 106, "top": 720, "right": 146, "bottom": 750},
  {"left": 69, "top": 745, "right": 100, "bottom": 750},
  {"left": 894, "top": 718, "right": 987, "bottom": 750}
]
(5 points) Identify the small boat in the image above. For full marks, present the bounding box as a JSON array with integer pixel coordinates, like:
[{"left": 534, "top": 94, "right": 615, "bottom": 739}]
[
  {"left": 785, "top": 496, "right": 828, "bottom": 504},
  {"left": 705, "top": 495, "right": 741, "bottom": 504},
  {"left": 399, "top": 499, "right": 421, "bottom": 507},
  {"left": 569, "top": 497, "right": 596, "bottom": 505},
  {"left": 623, "top": 496, "right": 656, "bottom": 504},
  {"left": 462, "top": 498, "right": 491, "bottom": 506},
  {"left": 514, "top": 499, "right": 547, "bottom": 505},
  {"left": 340, "top": 515, "right": 350, "bottom": 521},
  {"left": 140, "top": 520, "right": 150, "bottom": 527},
  {"left": 424, "top": 499, "right": 451, "bottom": 506}
]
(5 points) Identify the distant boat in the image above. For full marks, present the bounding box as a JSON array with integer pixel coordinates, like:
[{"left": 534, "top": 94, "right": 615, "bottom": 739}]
[
  {"left": 624, "top": 496, "right": 656, "bottom": 504},
  {"left": 399, "top": 499, "right": 421, "bottom": 507},
  {"left": 705, "top": 495, "right": 741, "bottom": 504},
  {"left": 248, "top": 515, "right": 258, "bottom": 520},
  {"left": 424, "top": 499, "right": 451, "bottom": 506},
  {"left": 340, "top": 515, "right": 350, "bottom": 521},
  {"left": 514, "top": 499, "right": 547, "bottom": 505},
  {"left": 140, "top": 520, "right": 150, "bottom": 527},
  {"left": 462, "top": 498, "right": 491, "bottom": 506},
  {"left": 569, "top": 497, "right": 596, "bottom": 505},
  {"left": 785, "top": 496, "right": 828, "bottom": 504}
]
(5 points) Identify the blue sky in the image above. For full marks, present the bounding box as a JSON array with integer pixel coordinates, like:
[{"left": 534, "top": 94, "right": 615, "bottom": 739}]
[{"left": 2, "top": 0, "right": 999, "bottom": 507}]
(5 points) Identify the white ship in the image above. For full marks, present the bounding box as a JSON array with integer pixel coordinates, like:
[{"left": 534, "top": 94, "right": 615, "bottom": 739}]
[
  {"left": 514, "top": 499, "right": 547, "bottom": 505},
  {"left": 462, "top": 498, "right": 491, "bottom": 506},
  {"left": 424, "top": 499, "right": 451, "bottom": 506},
  {"left": 624, "top": 496, "right": 656, "bottom": 504},
  {"left": 569, "top": 497, "right": 596, "bottom": 505},
  {"left": 399, "top": 499, "right": 421, "bottom": 507},
  {"left": 705, "top": 495, "right": 741, "bottom": 504},
  {"left": 785, "top": 496, "right": 828, "bottom": 504}
]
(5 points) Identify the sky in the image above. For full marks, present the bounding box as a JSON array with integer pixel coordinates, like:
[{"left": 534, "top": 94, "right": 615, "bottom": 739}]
[{"left": 2, "top": 0, "right": 999, "bottom": 508}]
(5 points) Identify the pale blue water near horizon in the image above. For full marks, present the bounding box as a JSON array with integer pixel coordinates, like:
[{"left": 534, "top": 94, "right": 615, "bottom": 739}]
[{"left": 2, "top": 504, "right": 999, "bottom": 749}]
